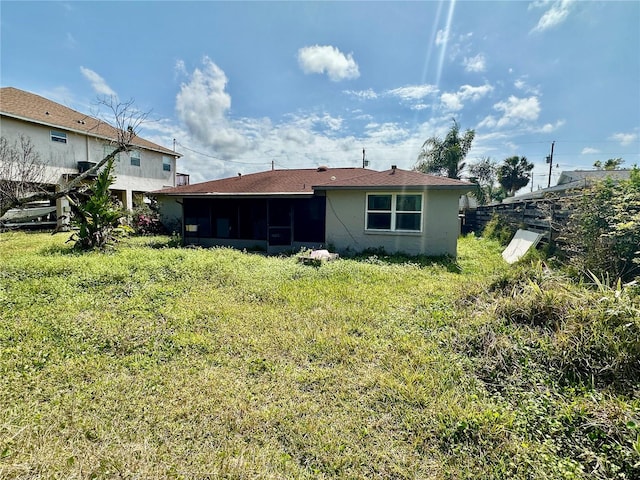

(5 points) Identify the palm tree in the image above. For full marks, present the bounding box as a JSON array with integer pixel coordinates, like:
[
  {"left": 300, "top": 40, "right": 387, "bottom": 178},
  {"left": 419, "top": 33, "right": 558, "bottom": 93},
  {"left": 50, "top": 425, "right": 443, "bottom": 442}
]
[
  {"left": 414, "top": 120, "right": 475, "bottom": 179},
  {"left": 497, "top": 156, "right": 534, "bottom": 196}
]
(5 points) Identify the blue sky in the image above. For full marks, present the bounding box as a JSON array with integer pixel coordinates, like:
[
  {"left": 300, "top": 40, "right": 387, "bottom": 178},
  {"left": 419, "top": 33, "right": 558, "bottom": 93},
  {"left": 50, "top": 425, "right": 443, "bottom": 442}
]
[{"left": 2, "top": 1, "right": 639, "bottom": 188}]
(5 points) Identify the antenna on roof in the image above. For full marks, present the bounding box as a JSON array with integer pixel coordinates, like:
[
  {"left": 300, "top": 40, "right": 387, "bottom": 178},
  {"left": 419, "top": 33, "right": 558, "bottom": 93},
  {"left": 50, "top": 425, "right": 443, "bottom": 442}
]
[{"left": 362, "top": 148, "right": 369, "bottom": 168}]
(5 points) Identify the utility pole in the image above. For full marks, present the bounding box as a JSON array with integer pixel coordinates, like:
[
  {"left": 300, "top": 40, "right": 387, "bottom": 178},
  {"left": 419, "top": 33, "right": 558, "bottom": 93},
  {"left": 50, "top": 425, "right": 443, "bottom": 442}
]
[
  {"left": 362, "top": 148, "right": 369, "bottom": 168},
  {"left": 546, "top": 141, "right": 555, "bottom": 188}
]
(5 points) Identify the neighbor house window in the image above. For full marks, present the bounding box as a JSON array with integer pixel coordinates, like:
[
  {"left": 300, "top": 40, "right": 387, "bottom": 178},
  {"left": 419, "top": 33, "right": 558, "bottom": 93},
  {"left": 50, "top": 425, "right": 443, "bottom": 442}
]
[
  {"left": 50, "top": 130, "right": 67, "bottom": 143},
  {"left": 130, "top": 150, "right": 140, "bottom": 167},
  {"left": 163, "top": 156, "right": 171, "bottom": 172},
  {"left": 103, "top": 144, "right": 121, "bottom": 162},
  {"left": 366, "top": 193, "right": 423, "bottom": 232}
]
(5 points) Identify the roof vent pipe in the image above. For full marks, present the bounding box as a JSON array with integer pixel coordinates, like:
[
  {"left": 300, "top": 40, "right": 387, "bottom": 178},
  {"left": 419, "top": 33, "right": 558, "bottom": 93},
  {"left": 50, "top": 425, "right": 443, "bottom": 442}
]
[{"left": 391, "top": 165, "right": 397, "bottom": 172}]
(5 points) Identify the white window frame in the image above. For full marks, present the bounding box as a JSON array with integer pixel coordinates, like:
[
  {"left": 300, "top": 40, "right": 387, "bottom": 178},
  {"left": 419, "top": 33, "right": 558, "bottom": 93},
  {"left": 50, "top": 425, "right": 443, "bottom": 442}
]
[
  {"left": 50, "top": 130, "right": 67, "bottom": 144},
  {"left": 130, "top": 149, "right": 141, "bottom": 167},
  {"left": 365, "top": 192, "right": 423, "bottom": 233}
]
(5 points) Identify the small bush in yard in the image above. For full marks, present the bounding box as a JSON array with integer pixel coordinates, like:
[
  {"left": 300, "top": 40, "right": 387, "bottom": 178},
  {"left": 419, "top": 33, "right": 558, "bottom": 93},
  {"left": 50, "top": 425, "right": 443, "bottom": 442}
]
[
  {"left": 129, "top": 198, "right": 165, "bottom": 235},
  {"left": 482, "top": 213, "right": 517, "bottom": 245}
]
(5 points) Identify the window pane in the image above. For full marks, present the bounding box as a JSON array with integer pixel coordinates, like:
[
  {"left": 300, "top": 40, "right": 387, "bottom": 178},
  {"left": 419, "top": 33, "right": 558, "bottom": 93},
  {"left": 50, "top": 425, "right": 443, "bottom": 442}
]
[
  {"left": 396, "top": 213, "right": 421, "bottom": 231},
  {"left": 368, "top": 195, "right": 391, "bottom": 211},
  {"left": 367, "top": 212, "right": 391, "bottom": 230},
  {"left": 51, "top": 131, "right": 67, "bottom": 143},
  {"left": 396, "top": 194, "right": 421, "bottom": 211}
]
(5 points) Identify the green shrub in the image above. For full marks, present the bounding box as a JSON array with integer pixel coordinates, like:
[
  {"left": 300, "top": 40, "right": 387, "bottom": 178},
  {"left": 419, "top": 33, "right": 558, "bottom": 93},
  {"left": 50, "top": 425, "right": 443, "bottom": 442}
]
[
  {"left": 69, "top": 158, "right": 130, "bottom": 250},
  {"left": 558, "top": 168, "right": 640, "bottom": 282},
  {"left": 482, "top": 213, "right": 517, "bottom": 245}
]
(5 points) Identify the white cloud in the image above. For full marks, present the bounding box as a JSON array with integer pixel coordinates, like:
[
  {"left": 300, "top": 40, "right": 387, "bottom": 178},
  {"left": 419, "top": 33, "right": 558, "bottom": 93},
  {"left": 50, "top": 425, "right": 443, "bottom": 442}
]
[
  {"left": 581, "top": 147, "right": 600, "bottom": 154},
  {"left": 344, "top": 88, "right": 378, "bottom": 100},
  {"left": 531, "top": 0, "right": 575, "bottom": 33},
  {"left": 463, "top": 54, "right": 486, "bottom": 72},
  {"left": 610, "top": 132, "right": 638, "bottom": 146},
  {"left": 364, "top": 122, "right": 410, "bottom": 143},
  {"left": 441, "top": 93, "right": 464, "bottom": 111},
  {"left": 435, "top": 29, "right": 449, "bottom": 46},
  {"left": 494, "top": 96, "right": 541, "bottom": 127},
  {"left": 477, "top": 115, "right": 498, "bottom": 129},
  {"left": 80, "top": 67, "right": 116, "bottom": 96},
  {"left": 297, "top": 45, "right": 360, "bottom": 81},
  {"left": 387, "top": 84, "right": 438, "bottom": 101},
  {"left": 175, "top": 56, "right": 246, "bottom": 152},
  {"left": 440, "top": 84, "right": 493, "bottom": 112},
  {"left": 174, "top": 60, "right": 187, "bottom": 77},
  {"left": 539, "top": 120, "right": 565, "bottom": 133}
]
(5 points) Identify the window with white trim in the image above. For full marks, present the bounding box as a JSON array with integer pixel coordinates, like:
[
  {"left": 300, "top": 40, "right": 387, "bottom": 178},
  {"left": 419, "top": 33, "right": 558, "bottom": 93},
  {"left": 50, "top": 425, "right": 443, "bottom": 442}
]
[
  {"left": 103, "top": 144, "right": 121, "bottom": 162},
  {"left": 50, "top": 130, "right": 67, "bottom": 143},
  {"left": 163, "top": 156, "right": 171, "bottom": 172},
  {"left": 130, "top": 149, "right": 140, "bottom": 167},
  {"left": 366, "top": 193, "right": 423, "bottom": 232}
]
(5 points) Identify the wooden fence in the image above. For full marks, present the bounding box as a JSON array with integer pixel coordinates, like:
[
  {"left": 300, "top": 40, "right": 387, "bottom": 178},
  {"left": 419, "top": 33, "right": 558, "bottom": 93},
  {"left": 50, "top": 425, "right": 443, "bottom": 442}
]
[{"left": 462, "top": 196, "right": 573, "bottom": 242}]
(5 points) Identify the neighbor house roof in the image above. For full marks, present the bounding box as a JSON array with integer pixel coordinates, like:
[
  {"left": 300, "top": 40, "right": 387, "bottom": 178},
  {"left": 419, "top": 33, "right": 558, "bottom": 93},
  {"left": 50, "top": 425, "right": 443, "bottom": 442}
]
[
  {"left": 502, "top": 169, "right": 634, "bottom": 203},
  {"left": 155, "top": 166, "right": 473, "bottom": 196},
  {"left": 0, "top": 87, "right": 179, "bottom": 157},
  {"left": 557, "top": 169, "right": 632, "bottom": 185}
]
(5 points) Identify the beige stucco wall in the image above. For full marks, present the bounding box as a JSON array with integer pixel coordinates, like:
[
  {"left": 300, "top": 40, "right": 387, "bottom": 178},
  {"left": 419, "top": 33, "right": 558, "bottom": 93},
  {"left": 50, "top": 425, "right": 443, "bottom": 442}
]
[
  {"left": 0, "top": 116, "right": 177, "bottom": 211},
  {"left": 325, "top": 189, "right": 462, "bottom": 257},
  {"left": 155, "top": 196, "right": 183, "bottom": 234}
]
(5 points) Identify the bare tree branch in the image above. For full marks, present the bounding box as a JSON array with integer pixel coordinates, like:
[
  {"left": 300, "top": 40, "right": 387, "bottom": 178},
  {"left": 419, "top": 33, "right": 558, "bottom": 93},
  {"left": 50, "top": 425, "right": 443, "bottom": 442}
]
[
  {"left": 0, "top": 97, "right": 149, "bottom": 219},
  {"left": 0, "top": 135, "right": 53, "bottom": 217}
]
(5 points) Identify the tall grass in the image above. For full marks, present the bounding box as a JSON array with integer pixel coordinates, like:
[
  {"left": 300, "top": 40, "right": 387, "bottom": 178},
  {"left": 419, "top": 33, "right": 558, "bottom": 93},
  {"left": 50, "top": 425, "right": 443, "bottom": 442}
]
[{"left": 1, "top": 232, "right": 638, "bottom": 479}]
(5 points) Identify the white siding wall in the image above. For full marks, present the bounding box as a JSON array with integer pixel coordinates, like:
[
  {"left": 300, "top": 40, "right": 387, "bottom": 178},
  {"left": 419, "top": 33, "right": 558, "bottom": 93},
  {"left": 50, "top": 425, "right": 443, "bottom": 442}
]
[
  {"left": 0, "top": 116, "right": 177, "bottom": 210},
  {"left": 325, "top": 189, "right": 461, "bottom": 256}
]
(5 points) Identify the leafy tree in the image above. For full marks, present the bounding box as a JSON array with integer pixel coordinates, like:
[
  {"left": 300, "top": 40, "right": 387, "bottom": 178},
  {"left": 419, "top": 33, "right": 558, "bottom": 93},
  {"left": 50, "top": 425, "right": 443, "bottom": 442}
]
[
  {"left": 497, "top": 156, "right": 534, "bottom": 196},
  {"left": 467, "top": 157, "right": 506, "bottom": 205},
  {"left": 558, "top": 168, "right": 640, "bottom": 281},
  {"left": 593, "top": 158, "right": 624, "bottom": 170},
  {"left": 414, "top": 120, "right": 475, "bottom": 179},
  {"left": 68, "top": 157, "right": 129, "bottom": 250}
]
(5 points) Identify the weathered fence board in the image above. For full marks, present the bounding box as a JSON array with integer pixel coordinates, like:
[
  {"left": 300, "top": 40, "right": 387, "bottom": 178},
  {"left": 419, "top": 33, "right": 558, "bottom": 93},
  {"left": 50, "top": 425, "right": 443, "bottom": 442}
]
[{"left": 462, "top": 196, "right": 575, "bottom": 242}]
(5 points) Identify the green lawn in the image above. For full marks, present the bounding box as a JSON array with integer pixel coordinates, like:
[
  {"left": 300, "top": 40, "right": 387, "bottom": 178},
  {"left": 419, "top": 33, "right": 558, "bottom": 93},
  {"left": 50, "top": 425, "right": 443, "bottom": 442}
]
[{"left": 1, "top": 232, "right": 638, "bottom": 479}]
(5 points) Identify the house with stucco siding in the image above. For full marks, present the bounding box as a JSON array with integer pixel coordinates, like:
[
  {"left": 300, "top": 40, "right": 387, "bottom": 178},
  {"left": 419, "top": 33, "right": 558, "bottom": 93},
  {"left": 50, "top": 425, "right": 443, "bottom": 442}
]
[
  {"left": 154, "top": 165, "right": 472, "bottom": 257},
  {"left": 0, "top": 87, "right": 183, "bottom": 226}
]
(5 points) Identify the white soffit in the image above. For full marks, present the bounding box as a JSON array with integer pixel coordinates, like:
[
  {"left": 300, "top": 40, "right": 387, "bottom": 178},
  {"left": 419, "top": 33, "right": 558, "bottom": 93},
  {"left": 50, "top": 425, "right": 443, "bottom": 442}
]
[{"left": 502, "top": 229, "right": 544, "bottom": 264}]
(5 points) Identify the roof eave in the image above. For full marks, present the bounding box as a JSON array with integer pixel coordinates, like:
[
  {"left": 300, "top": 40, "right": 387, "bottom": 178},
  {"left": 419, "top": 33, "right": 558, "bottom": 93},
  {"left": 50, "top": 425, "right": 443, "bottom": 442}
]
[
  {"left": 1, "top": 111, "right": 181, "bottom": 158},
  {"left": 153, "top": 191, "right": 315, "bottom": 197},
  {"left": 313, "top": 184, "right": 473, "bottom": 191}
]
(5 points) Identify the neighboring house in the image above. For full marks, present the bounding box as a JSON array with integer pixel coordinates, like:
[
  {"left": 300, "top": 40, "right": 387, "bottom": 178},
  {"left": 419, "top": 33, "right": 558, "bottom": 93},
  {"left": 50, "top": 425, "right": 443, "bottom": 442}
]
[
  {"left": 502, "top": 169, "right": 633, "bottom": 204},
  {"left": 154, "top": 165, "right": 472, "bottom": 256},
  {"left": 0, "top": 87, "right": 183, "bottom": 227}
]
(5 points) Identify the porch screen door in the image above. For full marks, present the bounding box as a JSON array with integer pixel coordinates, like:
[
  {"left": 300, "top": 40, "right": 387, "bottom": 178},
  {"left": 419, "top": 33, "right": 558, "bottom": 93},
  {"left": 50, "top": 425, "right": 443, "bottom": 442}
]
[{"left": 268, "top": 199, "right": 292, "bottom": 246}]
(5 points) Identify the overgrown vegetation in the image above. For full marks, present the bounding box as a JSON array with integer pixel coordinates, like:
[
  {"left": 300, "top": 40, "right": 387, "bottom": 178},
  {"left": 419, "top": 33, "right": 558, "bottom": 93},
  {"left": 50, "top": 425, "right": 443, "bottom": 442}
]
[
  {"left": 558, "top": 168, "right": 640, "bottom": 282},
  {"left": 129, "top": 197, "right": 165, "bottom": 235},
  {"left": 481, "top": 213, "right": 518, "bottom": 246},
  {"left": 68, "top": 158, "right": 129, "bottom": 250},
  {"left": 1, "top": 233, "right": 637, "bottom": 479}
]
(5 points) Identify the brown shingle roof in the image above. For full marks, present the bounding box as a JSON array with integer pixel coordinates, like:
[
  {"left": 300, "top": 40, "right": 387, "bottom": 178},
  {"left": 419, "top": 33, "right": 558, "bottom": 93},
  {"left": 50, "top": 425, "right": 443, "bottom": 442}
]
[
  {"left": 155, "top": 166, "right": 473, "bottom": 196},
  {"left": 314, "top": 168, "right": 473, "bottom": 190},
  {"left": 156, "top": 167, "right": 372, "bottom": 195},
  {"left": 0, "top": 87, "right": 179, "bottom": 157}
]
